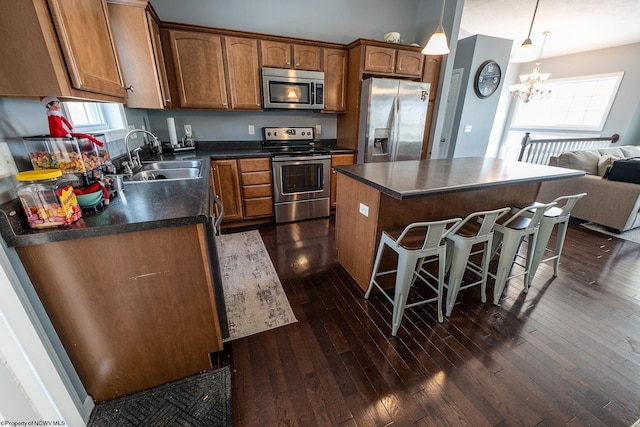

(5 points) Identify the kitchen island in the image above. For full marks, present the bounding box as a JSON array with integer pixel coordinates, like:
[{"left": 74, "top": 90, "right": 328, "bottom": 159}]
[{"left": 334, "top": 157, "right": 585, "bottom": 290}]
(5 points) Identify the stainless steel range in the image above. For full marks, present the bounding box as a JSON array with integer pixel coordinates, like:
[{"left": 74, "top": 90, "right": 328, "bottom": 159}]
[{"left": 263, "top": 127, "right": 331, "bottom": 223}]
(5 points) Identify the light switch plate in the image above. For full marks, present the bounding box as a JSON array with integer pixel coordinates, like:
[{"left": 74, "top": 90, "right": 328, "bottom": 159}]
[
  {"left": 248, "top": 125, "right": 255, "bottom": 135},
  {"left": 359, "top": 203, "right": 369, "bottom": 217}
]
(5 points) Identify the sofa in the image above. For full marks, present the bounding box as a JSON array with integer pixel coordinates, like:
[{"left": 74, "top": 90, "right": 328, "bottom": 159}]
[{"left": 536, "top": 145, "right": 640, "bottom": 232}]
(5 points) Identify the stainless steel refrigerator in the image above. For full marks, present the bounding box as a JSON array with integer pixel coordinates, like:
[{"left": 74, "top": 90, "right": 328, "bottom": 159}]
[{"left": 357, "top": 77, "right": 430, "bottom": 163}]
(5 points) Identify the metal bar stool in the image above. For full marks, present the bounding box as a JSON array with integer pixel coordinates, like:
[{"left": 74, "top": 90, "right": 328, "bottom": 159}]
[
  {"left": 365, "top": 218, "right": 461, "bottom": 336},
  {"left": 490, "top": 202, "right": 557, "bottom": 305},
  {"left": 441, "top": 207, "right": 511, "bottom": 317},
  {"left": 517, "top": 193, "right": 587, "bottom": 291}
]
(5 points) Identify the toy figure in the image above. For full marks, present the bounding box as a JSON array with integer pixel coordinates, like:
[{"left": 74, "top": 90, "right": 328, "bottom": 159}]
[{"left": 41, "top": 96, "right": 104, "bottom": 147}]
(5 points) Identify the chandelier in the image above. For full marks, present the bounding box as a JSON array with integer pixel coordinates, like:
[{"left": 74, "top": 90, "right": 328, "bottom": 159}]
[{"left": 509, "top": 31, "right": 552, "bottom": 103}]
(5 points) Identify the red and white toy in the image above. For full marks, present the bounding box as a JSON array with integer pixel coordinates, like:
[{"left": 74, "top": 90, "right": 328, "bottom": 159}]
[{"left": 41, "top": 96, "right": 104, "bottom": 147}]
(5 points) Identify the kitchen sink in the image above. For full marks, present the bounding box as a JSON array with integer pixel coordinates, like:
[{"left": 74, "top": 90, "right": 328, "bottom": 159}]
[
  {"left": 124, "top": 160, "right": 203, "bottom": 182},
  {"left": 140, "top": 160, "right": 202, "bottom": 171}
]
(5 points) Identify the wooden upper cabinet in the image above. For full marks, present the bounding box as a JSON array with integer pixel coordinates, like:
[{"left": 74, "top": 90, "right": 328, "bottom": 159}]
[
  {"left": 363, "top": 46, "right": 397, "bottom": 73},
  {"left": 147, "top": 10, "right": 172, "bottom": 107},
  {"left": 293, "top": 44, "right": 322, "bottom": 71},
  {"left": 225, "top": 36, "right": 262, "bottom": 111},
  {"left": 108, "top": 2, "right": 171, "bottom": 108},
  {"left": 363, "top": 45, "right": 424, "bottom": 77},
  {"left": 261, "top": 40, "right": 292, "bottom": 68},
  {"left": 323, "top": 48, "right": 347, "bottom": 113},
  {"left": 168, "top": 30, "right": 228, "bottom": 109},
  {"left": 261, "top": 40, "right": 322, "bottom": 71},
  {"left": 0, "top": 0, "right": 126, "bottom": 101},
  {"left": 395, "top": 50, "right": 424, "bottom": 77},
  {"left": 48, "top": 0, "right": 126, "bottom": 96}
]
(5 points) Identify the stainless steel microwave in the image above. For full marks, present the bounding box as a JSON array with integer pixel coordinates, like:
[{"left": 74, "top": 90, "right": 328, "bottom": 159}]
[{"left": 261, "top": 67, "right": 325, "bottom": 110}]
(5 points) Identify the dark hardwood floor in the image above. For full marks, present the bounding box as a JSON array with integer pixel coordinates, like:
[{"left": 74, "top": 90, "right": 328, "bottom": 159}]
[{"left": 214, "top": 217, "right": 640, "bottom": 426}]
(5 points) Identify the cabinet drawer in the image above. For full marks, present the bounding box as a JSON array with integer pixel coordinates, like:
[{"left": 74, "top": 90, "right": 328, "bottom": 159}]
[
  {"left": 241, "top": 170, "right": 272, "bottom": 185},
  {"left": 244, "top": 197, "right": 273, "bottom": 217},
  {"left": 331, "top": 153, "right": 355, "bottom": 166},
  {"left": 239, "top": 158, "right": 270, "bottom": 172},
  {"left": 243, "top": 184, "right": 272, "bottom": 198}
]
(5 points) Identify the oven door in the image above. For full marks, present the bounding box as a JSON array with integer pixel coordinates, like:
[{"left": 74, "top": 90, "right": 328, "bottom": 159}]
[{"left": 272, "top": 155, "right": 331, "bottom": 203}]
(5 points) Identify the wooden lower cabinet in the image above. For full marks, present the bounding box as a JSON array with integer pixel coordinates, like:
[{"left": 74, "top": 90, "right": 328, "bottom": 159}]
[
  {"left": 331, "top": 153, "right": 355, "bottom": 208},
  {"left": 16, "top": 224, "right": 222, "bottom": 403},
  {"left": 211, "top": 159, "right": 244, "bottom": 221},
  {"left": 212, "top": 157, "right": 274, "bottom": 225}
]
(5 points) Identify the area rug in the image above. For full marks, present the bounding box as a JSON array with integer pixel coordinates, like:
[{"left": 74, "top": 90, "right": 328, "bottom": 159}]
[
  {"left": 580, "top": 221, "right": 640, "bottom": 244},
  {"left": 217, "top": 230, "right": 297, "bottom": 341},
  {"left": 87, "top": 367, "right": 231, "bottom": 427}
]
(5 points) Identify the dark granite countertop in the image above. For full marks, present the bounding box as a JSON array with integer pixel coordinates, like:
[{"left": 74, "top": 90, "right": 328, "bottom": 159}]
[
  {"left": 335, "top": 157, "right": 586, "bottom": 200},
  {"left": 0, "top": 142, "right": 355, "bottom": 247},
  {"left": 195, "top": 140, "right": 355, "bottom": 158},
  {"left": 0, "top": 155, "right": 212, "bottom": 247}
]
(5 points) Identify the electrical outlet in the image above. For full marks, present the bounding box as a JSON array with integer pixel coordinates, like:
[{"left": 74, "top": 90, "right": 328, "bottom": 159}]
[
  {"left": 359, "top": 203, "right": 369, "bottom": 217},
  {"left": 128, "top": 124, "right": 137, "bottom": 139},
  {"left": 248, "top": 125, "right": 255, "bottom": 135},
  {"left": 315, "top": 124, "right": 322, "bottom": 136},
  {"left": 184, "top": 124, "right": 192, "bottom": 136}
]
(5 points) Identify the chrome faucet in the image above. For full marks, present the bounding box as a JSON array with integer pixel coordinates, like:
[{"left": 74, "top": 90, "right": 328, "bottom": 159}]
[{"left": 122, "top": 129, "right": 162, "bottom": 174}]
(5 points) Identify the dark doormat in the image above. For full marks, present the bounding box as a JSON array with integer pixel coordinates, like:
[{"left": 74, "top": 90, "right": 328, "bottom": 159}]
[{"left": 87, "top": 366, "right": 232, "bottom": 426}]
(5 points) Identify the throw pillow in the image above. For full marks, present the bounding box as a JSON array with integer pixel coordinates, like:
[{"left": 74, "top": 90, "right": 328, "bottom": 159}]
[
  {"left": 620, "top": 145, "right": 640, "bottom": 158},
  {"left": 558, "top": 150, "right": 601, "bottom": 175},
  {"left": 598, "top": 147, "right": 625, "bottom": 158},
  {"left": 598, "top": 154, "right": 623, "bottom": 176}
]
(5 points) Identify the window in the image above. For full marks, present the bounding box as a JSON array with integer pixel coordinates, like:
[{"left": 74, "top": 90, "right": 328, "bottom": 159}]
[
  {"left": 511, "top": 72, "right": 624, "bottom": 132},
  {"left": 61, "top": 101, "right": 128, "bottom": 141},
  {"left": 64, "top": 102, "right": 107, "bottom": 129},
  {"left": 501, "top": 72, "right": 624, "bottom": 161}
]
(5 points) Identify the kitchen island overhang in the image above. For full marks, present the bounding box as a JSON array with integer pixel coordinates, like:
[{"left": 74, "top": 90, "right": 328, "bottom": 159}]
[{"left": 334, "top": 157, "right": 585, "bottom": 290}]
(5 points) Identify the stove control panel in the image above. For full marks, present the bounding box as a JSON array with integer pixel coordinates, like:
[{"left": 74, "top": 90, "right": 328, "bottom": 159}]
[{"left": 263, "top": 127, "right": 315, "bottom": 141}]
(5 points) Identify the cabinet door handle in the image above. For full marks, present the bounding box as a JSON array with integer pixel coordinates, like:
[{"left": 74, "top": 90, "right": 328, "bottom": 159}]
[{"left": 295, "top": 63, "right": 300, "bottom": 67}]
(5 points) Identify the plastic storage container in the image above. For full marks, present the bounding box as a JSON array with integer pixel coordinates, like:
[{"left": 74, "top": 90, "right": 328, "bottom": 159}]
[
  {"left": 24, "top": 135, "right": 109, "bottom": 174},
  {"left": 16, "top": 169, "right": 82, "bottom": 229}
]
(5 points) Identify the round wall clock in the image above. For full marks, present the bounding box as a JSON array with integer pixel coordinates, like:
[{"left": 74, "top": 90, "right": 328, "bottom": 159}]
[{"left": 474, "top": 60, "right": 502, "bottom": 98}]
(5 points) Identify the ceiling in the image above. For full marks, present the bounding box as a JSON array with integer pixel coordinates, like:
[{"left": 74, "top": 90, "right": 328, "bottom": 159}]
[{"left": 458, "top": 0, "right": 640, "bottom": 59}]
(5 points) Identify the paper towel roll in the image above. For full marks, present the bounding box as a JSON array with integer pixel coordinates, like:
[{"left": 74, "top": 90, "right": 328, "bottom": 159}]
[{"left": 167, "top": 117, "right": 178, "bottom": 147}]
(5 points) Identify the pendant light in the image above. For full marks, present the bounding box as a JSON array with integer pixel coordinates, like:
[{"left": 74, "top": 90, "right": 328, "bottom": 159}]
[
  {"left": 422, "top": 0, "right": 450, "bottom": 55},
  {"left": 509, "top": 31, "right": 552, "bottom": 102},
  {"left": 511, "top": 0, "right": 541, "bottom": 63}
]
